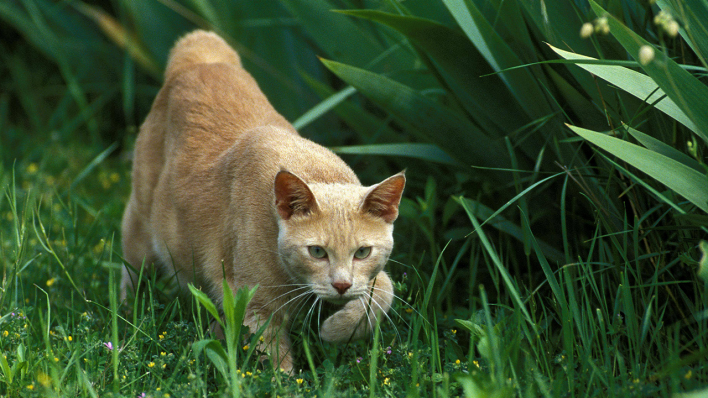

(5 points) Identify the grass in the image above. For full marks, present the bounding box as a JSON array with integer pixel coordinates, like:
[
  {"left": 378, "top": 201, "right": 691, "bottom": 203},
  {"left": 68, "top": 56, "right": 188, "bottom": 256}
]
[
  {"left": 1, "top": 0, "right": 708, "bottom": 396},
  {"left": 1, "top": 140, "right": 706, "bottom": 397}
]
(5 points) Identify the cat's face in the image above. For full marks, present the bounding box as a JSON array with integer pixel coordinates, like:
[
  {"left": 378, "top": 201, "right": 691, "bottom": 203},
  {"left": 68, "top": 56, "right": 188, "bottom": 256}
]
[{"left": 274, "top": 171, "right": 405, "bottom": 304}]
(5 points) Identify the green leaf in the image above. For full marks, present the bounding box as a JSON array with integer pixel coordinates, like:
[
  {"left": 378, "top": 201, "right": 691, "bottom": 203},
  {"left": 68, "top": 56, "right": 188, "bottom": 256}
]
[
  {"left": 549, "top": 45, "right": 699, "bottom": 134},
  {"left": 0, "top": 352, "right": 12, "bottom": 384},
  {"left": 188, "top": 283, "right": 221, "bottom": 323},
  {"left": 278, "top": 0, "right": 386, "bottom": 69},
  {"left": 293, "top": 86, "right": 357, "bottom": 130},
  {"left": 459, "top": 198, "right": 565, "bottom": 263},
  {"left": 589, "top": 0, "right": 708, "bottom": 144},
  {"left": 699, "top": 241, "right": 708, "bottom": 284},
  {"left": 320, "top": 58, "right": 514, "bottom": 174},
  {"left": 330, "top": 143, "right": 460, "bottom": 166},
  {"left": 339, "top": 9, "right": 527, "bottom": 135},
  {"left": 458, "top": 200, "right": 537, "bottom": 330},
  {"left": 623, "top": 124, "right": 703, "bottom": 172},
  {"left": 193, "top": 339, "right": 229, "bottom": 379},
  {"left": 656, "top": 0, "right": 708, "bottom": 68},
  {"left": 441, "top": 0, "right": 553, "bottom": 120},
  {"left": 569, "top": 125, "right": 708, "bottom": 213}
]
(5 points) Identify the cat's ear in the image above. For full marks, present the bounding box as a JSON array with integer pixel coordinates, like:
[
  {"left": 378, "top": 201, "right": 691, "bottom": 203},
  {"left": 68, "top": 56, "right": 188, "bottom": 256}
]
[
  {"left": 274, "top": 170, "right": 319, "bottom": 220},
  {"left": 360, "top": 171, "right": 406, "bottom": 223}
]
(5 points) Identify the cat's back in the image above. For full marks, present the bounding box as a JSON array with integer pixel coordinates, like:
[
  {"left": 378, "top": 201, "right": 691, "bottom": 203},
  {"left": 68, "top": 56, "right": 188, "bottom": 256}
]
[{"left": 160, "top": 31, "right": 296, "bottom": 166}]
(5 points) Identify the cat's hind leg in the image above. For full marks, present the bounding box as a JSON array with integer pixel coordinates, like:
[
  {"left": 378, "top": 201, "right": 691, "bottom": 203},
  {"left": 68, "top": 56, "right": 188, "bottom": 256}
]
[
  {"left": 120, "top": 197, "right": 158, "bottom": 302},
  {"left": 319, "top": 270, "right": 394, "bottom": 344}
]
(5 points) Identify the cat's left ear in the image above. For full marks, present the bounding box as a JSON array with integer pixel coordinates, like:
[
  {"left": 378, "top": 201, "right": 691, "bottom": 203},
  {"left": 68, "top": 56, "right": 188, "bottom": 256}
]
[
  {"left": 274, "top": 170, "right": 319, "bottom": 220},
  {"left": 360, "top": 171, "right": 406, "bottom": 223}
]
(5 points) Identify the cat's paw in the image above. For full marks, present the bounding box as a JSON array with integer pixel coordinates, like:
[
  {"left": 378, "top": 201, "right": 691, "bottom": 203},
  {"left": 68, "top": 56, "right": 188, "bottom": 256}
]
[
  {"left": 319, "top": 299, "right": 370, "bottom": 344},
  {"left": 320, "top": 271, "right": 394, "bottom": 344}
]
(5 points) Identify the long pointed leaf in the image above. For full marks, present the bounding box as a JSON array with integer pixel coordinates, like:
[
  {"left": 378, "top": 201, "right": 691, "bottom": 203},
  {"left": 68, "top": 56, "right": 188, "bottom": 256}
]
[
  {"left": 320, "top": 58, "right": 514, "bottom": 173},
  {"left": 441, "top": 0, "right": 553, "bottom": 120},
  {"left": 338, "top": 9, "right": 528, "bottom": 134},
  {"left": 569, "top": 125, "right": 708, "bottom": 213},
  {"left": 331, "top": 143, "right": 460, "bottom": 166},
  {"left": 549, "top": 44, "right": 698, "bottom": 134},
  {"left": 623, "top": 124, "right": 703, "bottom": 172}
]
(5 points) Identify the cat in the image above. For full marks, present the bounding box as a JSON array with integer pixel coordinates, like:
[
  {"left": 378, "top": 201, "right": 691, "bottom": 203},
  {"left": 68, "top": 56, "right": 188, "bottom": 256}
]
[{"left": 120, "top": 30, "right": 405, "bottom": 372}]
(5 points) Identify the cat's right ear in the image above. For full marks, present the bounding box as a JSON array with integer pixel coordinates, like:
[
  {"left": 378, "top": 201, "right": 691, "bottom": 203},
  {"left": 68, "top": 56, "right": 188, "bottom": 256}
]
[{"left": 274, "top": 170, "right": 319, "bottom": 220}]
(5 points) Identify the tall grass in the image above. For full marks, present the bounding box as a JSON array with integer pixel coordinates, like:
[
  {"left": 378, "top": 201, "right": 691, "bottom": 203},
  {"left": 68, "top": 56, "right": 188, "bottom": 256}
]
[{"left": 1, "top": 0, "right": 707, "bottom": 396}]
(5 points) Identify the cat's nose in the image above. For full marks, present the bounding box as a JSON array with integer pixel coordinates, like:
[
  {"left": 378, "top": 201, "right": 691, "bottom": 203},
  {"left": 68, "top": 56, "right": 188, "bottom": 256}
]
[{"left": 332, "top": 281, "right": 352, "bottom": 295}]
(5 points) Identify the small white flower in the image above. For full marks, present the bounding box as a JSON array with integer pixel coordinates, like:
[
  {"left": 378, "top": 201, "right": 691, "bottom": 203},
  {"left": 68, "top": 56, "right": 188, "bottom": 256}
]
[
  {"left": 639, "top": 45, "right": 655, "bottom": 65},
  {"left": 595, "top": 17, "right": 610, "bottom": 35},
  {"left": 580, "top": 23, "right": 594, "bottom": 39},
  {"left": 666, "top": 20, "right": 679, "bottom": 37}
]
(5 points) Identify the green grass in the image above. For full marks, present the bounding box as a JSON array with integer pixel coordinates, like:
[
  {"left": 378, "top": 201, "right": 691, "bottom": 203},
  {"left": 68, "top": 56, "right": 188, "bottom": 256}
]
[
  {"left": 1, "top": 0, "right": 708, "bottom": 396},
  {"left": 1, "top": 140, "right": 706, "bottom": 396}
]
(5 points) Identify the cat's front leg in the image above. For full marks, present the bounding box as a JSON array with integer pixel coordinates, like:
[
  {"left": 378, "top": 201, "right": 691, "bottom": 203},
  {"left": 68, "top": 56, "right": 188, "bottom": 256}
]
[
  {"left": 243, "top": 311, "right": 294, "bottom": 373},
  {"left": 320, "top": 271, "right": 394, "bottom": 344}
]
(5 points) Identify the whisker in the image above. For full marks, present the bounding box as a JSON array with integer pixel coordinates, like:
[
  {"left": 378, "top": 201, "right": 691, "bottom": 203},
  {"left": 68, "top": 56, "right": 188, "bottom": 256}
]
[
  {"left": 369, "top": 286, "right": 431, "bottom": 326},
  {"left": 358, "top": 297, "right": 374, "bottom": 339},
  {"left": 365, "top": 287, "right": 411, "bottom": 331},
  {"left": 304, "top": 298, "right": 319, "bottom": 331},
  {"left": 269, "top": 289, "right": 314, "bottom": 319},
  {"left": 361, "top": 291, "right": 402, "bottom": 344},
  {"left": 316, "top": 299, "right": 323, "bottom": 346},
  {"left": 256, "top": 285, "right": 311, "bottom": 312}
]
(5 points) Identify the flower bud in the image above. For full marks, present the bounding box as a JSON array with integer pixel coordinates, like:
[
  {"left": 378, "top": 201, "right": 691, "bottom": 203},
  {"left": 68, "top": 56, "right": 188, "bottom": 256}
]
[
  {"left": 580, "top": 23, "right": 594, "bottom": 38},
  {"left": 638, "top": 45, "right": 655, "bottom": 65}
]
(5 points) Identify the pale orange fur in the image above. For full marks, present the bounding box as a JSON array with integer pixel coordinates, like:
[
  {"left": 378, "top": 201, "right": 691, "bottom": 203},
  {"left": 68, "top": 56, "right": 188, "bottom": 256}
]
[{"left": 121, "top": 30, "right": 405, "bottom": 372}]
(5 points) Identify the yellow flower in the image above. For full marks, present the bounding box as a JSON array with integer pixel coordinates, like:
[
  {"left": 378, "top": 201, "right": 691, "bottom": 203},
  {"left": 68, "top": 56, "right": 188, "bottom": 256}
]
[
  {"left": 67, "top": 336, "right": 73, "bottom": 342},
  {"left": 162, "top": 364, "right": 167, "bottom": 369},
  {"left": 685, "top": 370, "right": 692, "bottom": 379},
  {"left": 148, "top": 362, "right": 155, "bottom": 368},
  {"left": 38, "top": 372, "right": 51, "bottom": 387},
  {"left": 2, "top": 330, "right": 8, "bottom": 337},
  {"left": 473, "top": 360, "right": 480, "bottom": 368},
  {"left": 27, "top": 163, "right": 38, "bottom": 174},
  {"left": 158, "top": 334, "right": 165, "bottom": 340},
  {"left": 26, "top": 384, "right": 34, "bottom": 390},
  {"left": 46, "top": 278, "right": 56, "bottom": 287},
  {"left": 451, "top": 329, "right": 457, "bottom": 334},
  {"left": 246, "top": 371, "right": 252, "bottom": 376},
  {"left": 296, "top": 378, "right": 304, "bottom": 385},
  {"left": 405, "top": 308, "right": 413, "bottom": 313},
  {"left": 455, "top": 359, "right": 460, "bottom": 365},
  {"left": 384, "top": 377, "right": 390, "bottom": 385},
  {"left": 242, "top": 344, "right": 249, "bottom": 351},
  {"left": 54, "top": 357, "right": 59, "bottom": 362},
  {"left": 161, "top": 352, "right": 166, "bottom": 356},
  {"left": 259, "top": 336, "right": 265, "bottom": 342}
]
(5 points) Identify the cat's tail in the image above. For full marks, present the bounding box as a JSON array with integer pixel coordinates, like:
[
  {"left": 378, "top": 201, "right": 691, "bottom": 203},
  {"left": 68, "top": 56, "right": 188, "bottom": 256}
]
[{"left": 165, "top": 30, "right": 242, "bottom": 80}]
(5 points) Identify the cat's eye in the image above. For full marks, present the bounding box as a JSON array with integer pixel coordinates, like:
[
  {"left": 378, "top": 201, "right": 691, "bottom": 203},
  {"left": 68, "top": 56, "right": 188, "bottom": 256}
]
[
  {"left": 354, "top": 246, "right": 372, "bottom": 259},
  {"left": 308, "top": 245, "right": 328, "bottom": 259}
]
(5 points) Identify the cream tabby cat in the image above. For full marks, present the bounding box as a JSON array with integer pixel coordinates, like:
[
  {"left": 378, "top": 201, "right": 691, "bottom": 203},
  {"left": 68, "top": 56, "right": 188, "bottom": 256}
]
[{"left": 120, "top": 30, "right": 405, "bottom": 372}]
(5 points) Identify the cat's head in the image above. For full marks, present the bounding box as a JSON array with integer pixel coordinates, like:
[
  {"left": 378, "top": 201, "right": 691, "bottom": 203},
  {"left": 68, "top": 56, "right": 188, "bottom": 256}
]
[{"left": 274, "top": 170, "right": 405, "bottom": 304}]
